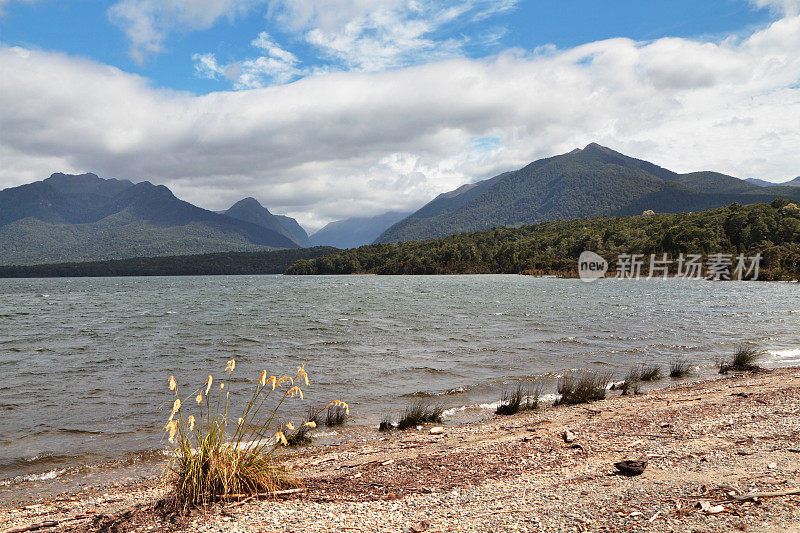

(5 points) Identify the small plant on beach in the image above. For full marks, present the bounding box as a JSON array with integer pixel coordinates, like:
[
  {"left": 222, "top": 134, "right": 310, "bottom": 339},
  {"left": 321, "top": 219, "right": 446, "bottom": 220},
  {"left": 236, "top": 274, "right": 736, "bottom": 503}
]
[
  {"left": 378, "top": 415, "right": 394, "bottom": 432},
  {"left": 554, "top": 371, "right": 611, "bottom": 406},
  {"left": 719, "top": 346, "right": 763, "bottom": 373},
  {"left": 325, "top": 403, "right": 348, "bottom": 427},
  {"left": 396, "top": 400, "right": 444, "bottom": 430},
  {"left": 163, "top": 360, "right": 348, "bottom": 511},
  {"left": 639, "top": 364, "right": 662, "bottom": 382},
  {"left": 669, "top": 360, "right": 692, "bottom": 378},
  {"left": 619, "top": 368, "right": 641, "bottom": 396},
  {"left": 496, "top": 382, "right": 542, "bottom": 415}
]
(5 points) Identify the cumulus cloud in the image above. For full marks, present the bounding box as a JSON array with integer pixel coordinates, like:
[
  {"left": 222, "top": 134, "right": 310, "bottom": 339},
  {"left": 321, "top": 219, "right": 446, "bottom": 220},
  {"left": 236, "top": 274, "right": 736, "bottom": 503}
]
[
  {"left": 108, "top": 0, "right": 266, "bottom": 63},
  {"left": 2, "top": 15, "right": 800, "bottom": 230}
]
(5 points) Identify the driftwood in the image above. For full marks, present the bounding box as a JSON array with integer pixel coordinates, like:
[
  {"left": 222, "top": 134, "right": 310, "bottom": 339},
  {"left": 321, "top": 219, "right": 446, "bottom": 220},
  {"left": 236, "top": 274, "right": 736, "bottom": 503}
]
[
  {"left": 5, "top": 522, "right": 60, "bottom": 533},
  {"left": 729, "top": 488, "right": 800, "bottom": 501},
  {"left": 223, "top": 487, "right": 306, "bottom": 500}
]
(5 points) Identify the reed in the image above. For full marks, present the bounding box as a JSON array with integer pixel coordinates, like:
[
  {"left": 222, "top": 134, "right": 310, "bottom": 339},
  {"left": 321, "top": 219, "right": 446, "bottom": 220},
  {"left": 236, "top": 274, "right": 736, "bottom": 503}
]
[
  {"left": 496, "top": 382, "right": 542, "bottom": 415},
  {"left": 325, "top": 403, "right": 348, "bottom": 427},
  {"left": 396, "top": 400, "right": 444, "bottom": 430},
  {"left": 554, "top": 371, "right": 611, "bottom": 405},
  {"left": 669, "top": 359, "right": 692, "bottom": 378},
  {"left": 639, "top": 364, "right": 662, "bottom": 381},
  {"left": 619, "top": 367, "right": 641, "bottom": 396},
  {"left": 163, "top": 361, "right": 347, "bottom": 511},
  {"left": 719, "top": 346, "right": 763, "bottom": 373}
]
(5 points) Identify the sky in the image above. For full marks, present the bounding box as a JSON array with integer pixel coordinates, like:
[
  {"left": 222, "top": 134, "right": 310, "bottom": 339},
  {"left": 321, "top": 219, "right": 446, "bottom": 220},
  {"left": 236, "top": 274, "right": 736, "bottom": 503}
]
[{"left": 1, "top": 0, "right": 799, "bottom": 231}]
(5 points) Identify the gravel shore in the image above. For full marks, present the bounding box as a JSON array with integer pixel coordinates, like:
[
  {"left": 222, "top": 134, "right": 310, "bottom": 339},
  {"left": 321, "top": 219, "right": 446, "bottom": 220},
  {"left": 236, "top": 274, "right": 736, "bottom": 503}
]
[{"left": 3, "top": 368, "right": 800, "bottom": 532}]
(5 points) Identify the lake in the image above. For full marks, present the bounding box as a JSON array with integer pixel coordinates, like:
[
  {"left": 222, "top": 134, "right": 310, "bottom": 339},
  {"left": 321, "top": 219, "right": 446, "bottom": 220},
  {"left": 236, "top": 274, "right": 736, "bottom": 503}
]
[{"left": 1, "top": 274, "right": 799, "bottom": 485}]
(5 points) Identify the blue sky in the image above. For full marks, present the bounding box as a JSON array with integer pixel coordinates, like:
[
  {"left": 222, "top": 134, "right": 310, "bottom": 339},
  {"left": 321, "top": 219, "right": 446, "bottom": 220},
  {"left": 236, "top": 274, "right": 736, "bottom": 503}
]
[
  {"left": 0, "top": 0, "right": 776, "bottom": 93},
  {"left": 0, "top": 1, "right": 798, "bottom": 229}
]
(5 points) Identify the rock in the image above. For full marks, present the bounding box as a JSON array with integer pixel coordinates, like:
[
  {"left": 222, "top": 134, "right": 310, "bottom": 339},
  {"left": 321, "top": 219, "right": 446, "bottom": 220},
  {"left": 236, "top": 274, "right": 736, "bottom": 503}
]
[
  {"left": 408, "top": 520, "right": 430, "bottom": 532},
  {"left": 563, "top": 429, "right": 576, "bottom": 443},
  {"left": 613, "top": 459, "right": 647, "bottom": 476},
  {"left": 768, "top": 462, "right": 777, "bottom": 469},
  {"left": 699, "top": 501, "right": 725, "bottom": 514},
  {"left": 429, "top": 426, "right": 445, "bottom": 435}
]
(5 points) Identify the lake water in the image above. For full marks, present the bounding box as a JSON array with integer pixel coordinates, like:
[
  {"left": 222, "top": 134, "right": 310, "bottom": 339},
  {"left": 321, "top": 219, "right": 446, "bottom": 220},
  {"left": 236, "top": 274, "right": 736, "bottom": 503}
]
[{"left": 1, "top": 275, "right": 799, "bottom": 487}]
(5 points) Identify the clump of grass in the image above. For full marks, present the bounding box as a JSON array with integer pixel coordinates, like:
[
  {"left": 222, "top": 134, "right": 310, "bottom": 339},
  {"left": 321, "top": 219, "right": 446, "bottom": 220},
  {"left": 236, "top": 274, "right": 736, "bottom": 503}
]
[
  {"left": 163, "top": 361, "right": 348, "bottom": 512},
  {"left": 719, "top": 346, "right": 763, "bottom": 373},
  {"left": 639, "top": 364, "right": 662, "bottom": 382},
  {"left": 619, "top": 367, "right": 641, "bottom": 396},
  {"left": 325, "top": 403, "right": 347, "bottom": 427},
  {"left": 285, "top": 423, "right": 314, "bottom": 447},
  {"left": 496, "top": 382, "right": 542, "bottom": 415},
  {"left": 669, "top": 360, "right": 692, "bottom": 378},
  {"left": 396, "top": 400, "right": 444, "bottom": 430},
  {"left": 554, "top": 371, "right": 611, "bottom": 406},
  {"left": 378, "top": 415, "right": 394, "bottom": 432}
]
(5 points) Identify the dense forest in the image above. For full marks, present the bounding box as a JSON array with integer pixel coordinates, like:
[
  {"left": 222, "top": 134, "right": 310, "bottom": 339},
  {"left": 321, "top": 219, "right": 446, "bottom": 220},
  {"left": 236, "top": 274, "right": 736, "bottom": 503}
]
[
  {"left": 286, "top": 201, "right": 800, "bottom": 280},
  {"left": 0, "top": 247, "right": 336, "bottom": 278}
]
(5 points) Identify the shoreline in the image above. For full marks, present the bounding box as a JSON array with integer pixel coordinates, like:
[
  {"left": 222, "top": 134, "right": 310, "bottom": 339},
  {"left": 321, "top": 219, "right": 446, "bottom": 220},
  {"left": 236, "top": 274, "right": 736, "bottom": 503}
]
[{"left": 2, "top": 367, "right": 800, "bottom": 532}]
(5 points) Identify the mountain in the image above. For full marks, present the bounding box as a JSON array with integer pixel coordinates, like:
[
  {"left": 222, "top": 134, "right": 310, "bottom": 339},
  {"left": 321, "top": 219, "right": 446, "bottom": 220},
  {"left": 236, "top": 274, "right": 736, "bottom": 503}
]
[
  {"left": 309, "top": 211, "right": 411, "bottom": 249},
  {"left": 746, "top": 177, "right": 800, "bottom": 187},
  {"left": 746, "top": 178, "right": 776, "bottom": 187},
  {"left": 0, "top": 173, "right": 298, "bottom": 265},
  {"left": 377, "top": 143, "right": 800, "bottom": 243},
  {"left": 224, "top": 197, "right": 310, "bottom": 247}
]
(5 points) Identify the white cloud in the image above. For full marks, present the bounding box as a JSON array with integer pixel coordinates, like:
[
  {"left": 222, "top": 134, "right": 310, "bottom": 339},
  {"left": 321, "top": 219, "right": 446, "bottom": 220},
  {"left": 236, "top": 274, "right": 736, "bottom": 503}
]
[
  {"left": 193, "top": 32, "right": 303, "bottom": 88},
  {"left": 2, "top": 16, "right": 800, "bottom": 230},
  {"left": 750, "top": 0, "right": 800, "bottom": 15},
  {"left": 268, "top": 0, "right": 518, "bottom": 71},
  {"left": 108, "top": 0, "right": 266, "bottom": 63}
]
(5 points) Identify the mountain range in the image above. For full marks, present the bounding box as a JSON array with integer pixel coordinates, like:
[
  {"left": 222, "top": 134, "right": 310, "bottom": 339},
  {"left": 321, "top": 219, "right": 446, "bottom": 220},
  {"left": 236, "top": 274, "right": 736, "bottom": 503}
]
[
  {"left": 3, "top": 144, "right": 798, "bottom": 266},
  {"left": 0, "top": 173, "right": 302, "bottom": 265},
  {"left": 376, "top": 143, "right": 800, "bottom": 243},
  {"left": 745, "top": 177, "right": 800, "bottom": 187},
  {"left": 308, "top": 211, "right": 410, "bottom": 249}
]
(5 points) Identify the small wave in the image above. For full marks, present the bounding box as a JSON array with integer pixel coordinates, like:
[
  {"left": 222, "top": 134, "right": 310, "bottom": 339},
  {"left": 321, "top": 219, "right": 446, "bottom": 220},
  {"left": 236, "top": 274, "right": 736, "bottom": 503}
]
[
  {"left": 767, "top": 348, "right": 800, "bottom": 363},
  {"left": 0, "top": 468, "right": 66, "bottom": 486},
  {"left": 442, "top": 393, "right": 560, "bottom": 417}
]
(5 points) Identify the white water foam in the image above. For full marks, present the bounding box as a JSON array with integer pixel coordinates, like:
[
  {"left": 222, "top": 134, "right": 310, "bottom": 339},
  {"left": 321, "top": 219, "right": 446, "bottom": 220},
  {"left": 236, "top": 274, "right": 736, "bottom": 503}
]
[
  {"left": 0, "top": 468, "right": 66, "bottom": 486},
  {"left": 766, "top": 348, "right": 800, "bottom": 364}
]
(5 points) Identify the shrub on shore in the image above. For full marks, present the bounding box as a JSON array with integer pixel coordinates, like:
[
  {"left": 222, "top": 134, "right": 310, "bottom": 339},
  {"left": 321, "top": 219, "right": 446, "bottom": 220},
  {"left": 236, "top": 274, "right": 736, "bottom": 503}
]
[
  {"left": 554, "top": 371, "right": 611, "bottom": 405},
  {"left": 397, "top": 400, "right": 444, "bottom": 430},
  {"left": 325, "top": 403, "right": 348, "bottom": 427},
  {"left": 669, "top": 360, "right": 692, "bottom": 378},
  {"left": 719, "top": 346, "right": 764, "bottom": 373},
  {"left": 496, "top": 382, "right": 542, "bottom": 415},
  {"left": 378, "top": 415, "right": 394, "bottom": 432},
  {"left": 639, "top": 365, "right": 662, "bottom": 381},
  {"left": 163, "top": 361, "right": 347, "bottom": 511},
  {"left": 618, "top": 368, "right": 641, "bottom": 395}
]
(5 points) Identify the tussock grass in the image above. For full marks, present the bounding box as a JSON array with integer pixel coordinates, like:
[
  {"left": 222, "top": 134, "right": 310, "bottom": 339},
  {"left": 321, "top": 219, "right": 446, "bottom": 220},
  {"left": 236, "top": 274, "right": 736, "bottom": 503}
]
[
  {"left": 163, "top": 362, "right": 347, "bottom": 511},
  {"left": 496, "top": 382, "right": 542, "bottom": 415},
  {"left": 669, "top": 360, "right": 692, "bottom": 378},
  {"left": 639, "top": 364, "right": 662, "bottom": 382},
  {"left": 619, "top": 368, "right": 641, "bottom": 396},
  {"left": 378, "top": 415, "right": 394, "bottom": 432},
  {"left": 396, "top": 400, "right": 444, "bottom": 430},
  {"left": 325, "top": 404, "right": 347, "bottom": 427},
  {"left": 719, "top": 346, "right": 763, "bottom": 373},
  {"left": 554, "top": 371, "right": 611, "bottom": 406}
]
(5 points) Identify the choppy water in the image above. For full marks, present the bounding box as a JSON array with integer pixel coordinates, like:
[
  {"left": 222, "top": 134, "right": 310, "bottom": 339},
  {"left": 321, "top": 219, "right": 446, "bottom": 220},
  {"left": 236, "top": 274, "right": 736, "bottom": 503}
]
[{"left": 1, "top": 275, "right": 799, "bottom": 487}]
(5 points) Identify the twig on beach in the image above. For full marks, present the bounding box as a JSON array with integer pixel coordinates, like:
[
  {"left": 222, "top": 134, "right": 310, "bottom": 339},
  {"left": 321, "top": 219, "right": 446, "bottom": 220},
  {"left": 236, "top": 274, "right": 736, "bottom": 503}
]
[
  {"left": 729, "top": 488, "right": 800, "bottom": 501},
  {"left": 6, "top": 520, "right": 61, "bottom": 533},
  {"left": 222, "top": 488, "right": 306, "bottom": 499}
]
